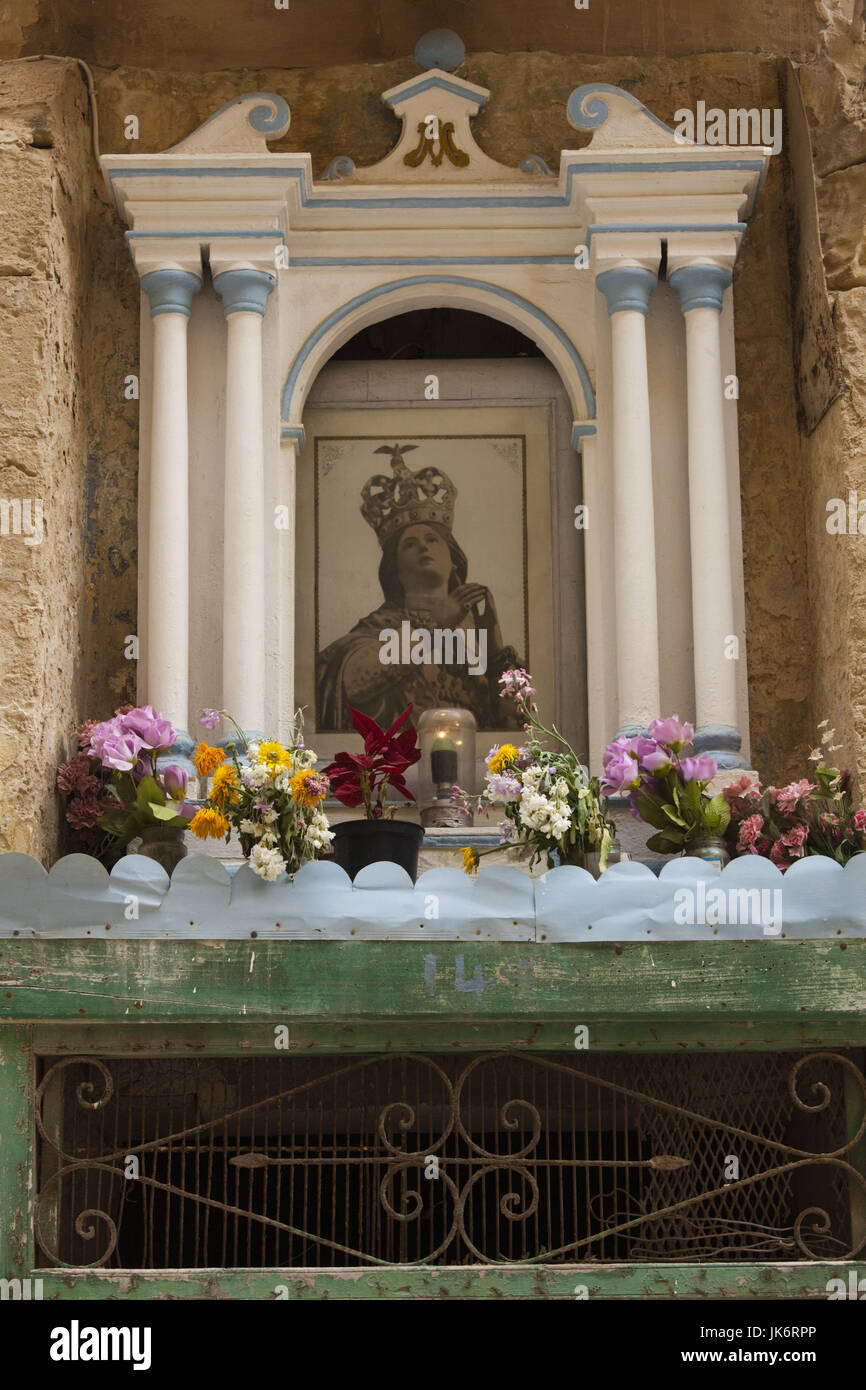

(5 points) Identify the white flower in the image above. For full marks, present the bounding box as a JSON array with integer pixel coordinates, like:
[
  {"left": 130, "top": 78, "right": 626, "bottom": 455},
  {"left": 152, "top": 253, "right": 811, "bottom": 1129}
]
[
  {"left": 244, "top": 763, "right": 270, "bottom": 790},
  {"left": 259, "top": 830, "right": 278, "bottom": 847},
  {"left": 273, "top": 770, "right": 289, "bottom": 792},
  {"left": 239, "top": 818, "right": 259, "bottom": 836},
  {"left": 261, "top": 806, "right": 278, "bottom": 824},
  {"left": 304, "top": 809, "right": 334, "bottom": 849},
  {"left": 249, "top": 844, "right": 286, "bottom": 881}
]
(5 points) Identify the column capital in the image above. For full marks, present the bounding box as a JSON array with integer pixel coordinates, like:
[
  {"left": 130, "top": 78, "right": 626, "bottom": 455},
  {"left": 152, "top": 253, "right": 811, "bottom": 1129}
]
[
  {"left": 140, "top": 268, "right": 202, "bottom": 318},
  {"left": 669, "top": 263, "right": 732, "bottom": 314},
  {"left": 596, "top": 265, "right": 657, "bottom": 317},
  {"left": 213, "top": 268, "right": 276, "bottom": 317}
]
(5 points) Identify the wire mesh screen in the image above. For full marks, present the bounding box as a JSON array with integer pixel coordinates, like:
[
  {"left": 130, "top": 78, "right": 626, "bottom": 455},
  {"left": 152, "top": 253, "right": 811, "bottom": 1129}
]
[{"left": 35, "top": 1050, "right": 865, "bottom": 1269}]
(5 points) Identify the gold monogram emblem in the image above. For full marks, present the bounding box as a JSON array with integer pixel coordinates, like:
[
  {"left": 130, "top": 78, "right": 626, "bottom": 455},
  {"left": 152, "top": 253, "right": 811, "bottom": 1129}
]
[{"left": 404, "top": 118, "right": 470, "bottom": 169}]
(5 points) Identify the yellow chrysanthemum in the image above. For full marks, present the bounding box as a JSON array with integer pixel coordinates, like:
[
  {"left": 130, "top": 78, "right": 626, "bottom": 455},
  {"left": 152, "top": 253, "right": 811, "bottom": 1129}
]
[
  {"left": 210, "top": 764, "right": 240, "bottom": 808},
  {"left": 189, "top": 807, "right": 230, "bottom": 840},
  {"left": 289, "top": 768, "right": 325, "bottom": 807},
  {"left": 258, "top": 740, "right": 289, "bottom": 765},
  {"left": 487, "top": 743, "right": 519, "bottom": 776},
  {"left": 194, "top": 742, "right": 226, "bottom": 778},
  {"left": 258, "top": 739, "right": 293, "bottom": 776},
  {"left": 462, "top": 846, "right": 479, "bottom": 875}
]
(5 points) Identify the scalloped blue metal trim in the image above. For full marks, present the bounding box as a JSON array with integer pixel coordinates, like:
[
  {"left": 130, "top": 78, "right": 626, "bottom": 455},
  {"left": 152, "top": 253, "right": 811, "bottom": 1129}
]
[{"left": 1, "top": 853, "right": 864, "bottom": 942}]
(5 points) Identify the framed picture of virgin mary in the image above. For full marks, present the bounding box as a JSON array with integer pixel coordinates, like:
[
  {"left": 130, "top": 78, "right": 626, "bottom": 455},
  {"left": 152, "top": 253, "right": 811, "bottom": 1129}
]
[{"left": 295, "top": 403, "right": 557, "bottom": 761}]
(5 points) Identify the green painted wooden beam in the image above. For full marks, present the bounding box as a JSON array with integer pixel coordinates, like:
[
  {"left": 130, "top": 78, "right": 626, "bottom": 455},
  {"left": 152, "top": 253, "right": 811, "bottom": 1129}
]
[
  {"left": 28, "top": 1017, "right": 866, "bottom": 1054},
  {"left": 0, "top": 1025, "right": 34, "bottom": 1280},
  {"left": 29, "top": 1261, "right": 857, "bottom": 1300},
  {"left": 0, "top": 941, "right": 864, "bottom": 1039}
]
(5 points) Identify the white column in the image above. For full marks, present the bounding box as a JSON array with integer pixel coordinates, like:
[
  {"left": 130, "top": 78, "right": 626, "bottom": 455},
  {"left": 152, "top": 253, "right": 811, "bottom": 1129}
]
[
  {"left": 596, "top": 265, "right": 660, "bottom": 734},
  {"left": 669, "top": 261, "right": 742, "bottom": 766},
  {"left": 140, "top": 268, "right": 201, "bottom": 737},
  {"left": 213, "top": 268, "right": 275, "bottom": 735}
]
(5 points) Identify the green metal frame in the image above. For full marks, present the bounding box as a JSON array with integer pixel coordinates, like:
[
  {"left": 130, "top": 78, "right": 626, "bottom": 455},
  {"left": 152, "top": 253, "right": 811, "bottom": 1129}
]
[{"left": 2, "top": 939, "right": 865, "bottom": 1300}]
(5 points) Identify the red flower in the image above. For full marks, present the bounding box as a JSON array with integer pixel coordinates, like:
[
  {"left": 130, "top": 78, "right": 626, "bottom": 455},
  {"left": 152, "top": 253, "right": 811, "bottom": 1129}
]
[{"left": 323, "top": 705, "right": 421, "bottom": 817}]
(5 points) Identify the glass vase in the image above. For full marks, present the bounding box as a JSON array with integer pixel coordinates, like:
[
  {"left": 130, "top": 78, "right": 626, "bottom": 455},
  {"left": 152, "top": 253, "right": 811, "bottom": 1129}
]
[{"left": 685, "top": 836, "right": 730, "bottom": 870}]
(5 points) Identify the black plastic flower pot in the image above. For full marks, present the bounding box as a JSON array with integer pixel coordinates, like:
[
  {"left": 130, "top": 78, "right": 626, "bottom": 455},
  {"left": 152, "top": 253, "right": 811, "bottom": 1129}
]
[{"left": 331, "top": 818, "right": 425, "bottom": 882}]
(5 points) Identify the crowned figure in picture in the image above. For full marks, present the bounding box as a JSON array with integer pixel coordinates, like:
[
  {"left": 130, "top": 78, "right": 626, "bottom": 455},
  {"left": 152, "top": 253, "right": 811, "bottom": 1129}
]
[{"left": 317, "top": 443, "right": 524, "bottom": 731}]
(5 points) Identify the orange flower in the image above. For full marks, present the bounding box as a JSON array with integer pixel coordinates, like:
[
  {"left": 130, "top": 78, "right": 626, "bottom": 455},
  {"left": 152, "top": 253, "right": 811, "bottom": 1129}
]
[
  {"left": 210, "top": 764, "right": 239, "bottom": 808},
  {"left": 189, "top": 807, "right": 230, "bottom": 840},
  {"left": 194, "top": 742, "right": 225, "bottom": 778}
]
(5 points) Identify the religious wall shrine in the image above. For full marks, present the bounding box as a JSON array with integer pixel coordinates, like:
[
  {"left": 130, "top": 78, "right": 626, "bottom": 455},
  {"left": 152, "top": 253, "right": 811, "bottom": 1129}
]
[{"left": 0, "top": 3, "right": 865, "bottom": 1323}]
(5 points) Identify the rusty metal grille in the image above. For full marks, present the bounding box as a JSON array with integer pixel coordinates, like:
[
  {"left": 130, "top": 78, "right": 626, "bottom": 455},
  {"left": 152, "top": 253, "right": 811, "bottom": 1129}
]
[{"left": 35, "top": 1050, "right": 865, "bottom": 1269}]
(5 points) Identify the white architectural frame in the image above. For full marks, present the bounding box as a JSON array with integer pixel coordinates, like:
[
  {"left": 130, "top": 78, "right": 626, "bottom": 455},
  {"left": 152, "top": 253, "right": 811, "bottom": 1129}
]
[{"left": 102, "top": 72, "right": 768, "bottom": 772}]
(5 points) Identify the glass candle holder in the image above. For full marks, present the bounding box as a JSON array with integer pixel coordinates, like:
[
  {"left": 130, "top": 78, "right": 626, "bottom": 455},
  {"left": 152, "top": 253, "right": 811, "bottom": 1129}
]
[{"left": 417, "top": 708, "right": 477, "bottom": 828}]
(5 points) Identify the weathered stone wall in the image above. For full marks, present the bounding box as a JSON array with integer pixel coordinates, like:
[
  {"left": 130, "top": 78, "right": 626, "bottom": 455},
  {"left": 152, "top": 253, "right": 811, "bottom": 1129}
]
[
  {"left": 794, "top": 0, "right": 866, "bottom": 789},
  {"left": 2, "top": 6, "right": 866, "bottom": 859},
  {"left": 0, "top": 59, "right": 93, "bottom": 858}
]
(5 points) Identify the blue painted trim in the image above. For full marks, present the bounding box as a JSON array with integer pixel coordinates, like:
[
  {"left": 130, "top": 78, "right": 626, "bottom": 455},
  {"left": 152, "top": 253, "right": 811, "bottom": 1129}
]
[
  {"left": 563, "top": 158, "right": 765, "bottom": 175},
  {"left": 126, "top": 229, "right": 286, "bottom": 242},
  {"left": 323, "top": 156, "right": 356, "bottom": 181},
  {"left": 280, "top": 425, "right": 306, "bottom": 451},
  {"left": 586, "top": 222, "right": 747, "bottom": 242},
  {"left": 279, "top": 274, "right": 595, "bottom": 421},
  {"left": 383, "top": 74, "right": 487, "bottom": 109},
  {"left": 669, "top": 263, "right": 732, "bottom": 313},
  {"left": 289, "top": 256, "right": 574, "bottom": 267},
  {"left": 213, "top": 268, "right": 275, "bottom": 316},
  {"left": 108, "top": 160, "right": 764, "bottom": 211},
  {"left": 414, "top": 29, "right": 466, "bottom": 73},
  {"left": 567, "top": 84, "right": 680, "bottom": 140},
  {"left": 571, "top": 423, "right": 597, "bottom": 451},
  {"left": 519, "top": 155, "right": 554, "bottom": 176},
  {"left": 596, "top": 266, "right": 657, "bottom": 316},
  {"left": 170, "top": 92, "right": 290, "bottom": 144},
  {"left": 140, "top": 268, "right": 201, "bottom": 317}
]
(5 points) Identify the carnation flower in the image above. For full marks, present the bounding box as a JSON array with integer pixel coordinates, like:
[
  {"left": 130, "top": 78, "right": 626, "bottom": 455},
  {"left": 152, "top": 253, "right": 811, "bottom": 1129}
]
[
  {"left": 736, "top": 813, "right": 765, "bottom": 851},
  {"left": 774, "top": 779, "right": 818, "bottom": 816},
  {"left": 66, "top": 795, "right": 102, "bottom": 830}
]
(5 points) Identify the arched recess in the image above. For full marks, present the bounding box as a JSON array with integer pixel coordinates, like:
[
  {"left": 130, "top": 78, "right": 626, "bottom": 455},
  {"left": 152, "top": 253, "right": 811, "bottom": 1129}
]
[
  {"left": 280, "top": 275, "right": 596, "bottom": 437},
  {"left": 287, "top": 293, "right": 590, "bottom": 768}
]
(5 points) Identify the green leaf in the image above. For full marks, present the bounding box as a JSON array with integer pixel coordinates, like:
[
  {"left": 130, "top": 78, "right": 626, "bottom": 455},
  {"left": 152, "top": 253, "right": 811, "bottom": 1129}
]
[
  {"left": 702, "top": 793, "right": 731, "bottom": 835},
  {"left": 646, "top": 831, "right": 684, "bottom": 855},
  {"left": 635, "top": 794, "right": 670, "bottom": 830},
  {"left": 148, "top": 801, "right": 183, "bottom": 823},
  {"left": 661, "top": 804, "right": 688, "bottom": 828},
  {"left": 135, "top": 776, "right": 165, "bottom": 814}
]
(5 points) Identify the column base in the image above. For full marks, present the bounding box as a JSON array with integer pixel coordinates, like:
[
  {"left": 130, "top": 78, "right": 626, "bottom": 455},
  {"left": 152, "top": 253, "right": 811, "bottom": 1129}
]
[
  {"left": 216, "top": 730, "right": 266, "bottom": 757},
  {"left": 614, "top": 723, "right": 648, "bottom": 739},
  {"left": 693, "top": 724, "right": 749, "bottom": 770},
  {"left": 155, "top": 731, "right": 196, "bottom": 780}
]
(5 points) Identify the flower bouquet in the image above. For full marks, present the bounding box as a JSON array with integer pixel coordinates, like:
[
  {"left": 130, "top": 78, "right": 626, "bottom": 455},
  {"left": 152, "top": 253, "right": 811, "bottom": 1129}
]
[
  {"left": 723, "top": 723, "right": 866, "bottom": 869},
  {"left": 601, "top": 717, "right": 730, "bottom": 855},
  {"left": 58, "top": 704, "right": 195, "bottom": 862},
  {"left": 189, "top": 709, "right": 333, "bottom": 880},
  {"left": 322, "top": 705, "right": 424, "bottom": 878},
  {"left": 456, "top": 669, "right": 615, "bottom": 873}
]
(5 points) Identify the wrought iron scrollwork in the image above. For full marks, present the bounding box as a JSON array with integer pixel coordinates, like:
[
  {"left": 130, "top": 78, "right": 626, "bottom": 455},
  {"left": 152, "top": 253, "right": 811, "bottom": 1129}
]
[{"left": 34, "top": 1049, "right": 866, "bottom": 1268}]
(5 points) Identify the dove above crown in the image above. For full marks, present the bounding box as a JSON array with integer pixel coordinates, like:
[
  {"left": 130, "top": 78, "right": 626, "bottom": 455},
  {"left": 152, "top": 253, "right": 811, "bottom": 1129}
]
[{"left": 361, "top": 443, "right": 457, "bottom": 547}]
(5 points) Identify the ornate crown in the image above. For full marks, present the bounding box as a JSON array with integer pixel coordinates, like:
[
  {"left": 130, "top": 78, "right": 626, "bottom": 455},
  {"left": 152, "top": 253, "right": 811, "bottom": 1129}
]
[{"left": 361, "top": 444, "right": 457, "bottom": 547}]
